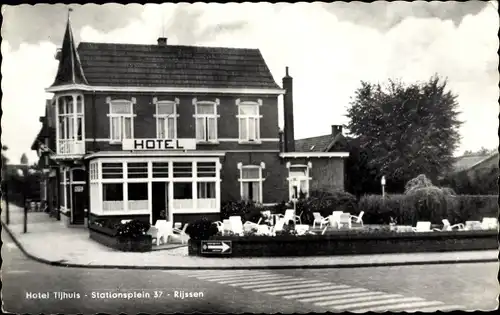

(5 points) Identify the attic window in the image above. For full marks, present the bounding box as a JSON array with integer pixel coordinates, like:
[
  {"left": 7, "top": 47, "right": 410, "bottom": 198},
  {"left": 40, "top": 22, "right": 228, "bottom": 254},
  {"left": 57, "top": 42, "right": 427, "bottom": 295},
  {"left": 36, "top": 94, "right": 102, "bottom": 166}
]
[{"left": 310, "top": 145, "right": 315, "bottom": 151}]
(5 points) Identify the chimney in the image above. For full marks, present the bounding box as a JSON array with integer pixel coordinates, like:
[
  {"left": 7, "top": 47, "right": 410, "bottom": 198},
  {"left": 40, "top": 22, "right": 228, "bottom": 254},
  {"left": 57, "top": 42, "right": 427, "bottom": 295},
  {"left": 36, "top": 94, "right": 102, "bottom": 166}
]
[
  {"left": 282, "top": 66, "right": 295, "bottom": 152},
  {"left": 55, "top": 48, "right": 62, "bottom": 61},
  {"left": 332, "top": 125, "right": 343, "bottom": 138},
  {"left": 157, "top": 37, "right": 167, "bottom": 46}
]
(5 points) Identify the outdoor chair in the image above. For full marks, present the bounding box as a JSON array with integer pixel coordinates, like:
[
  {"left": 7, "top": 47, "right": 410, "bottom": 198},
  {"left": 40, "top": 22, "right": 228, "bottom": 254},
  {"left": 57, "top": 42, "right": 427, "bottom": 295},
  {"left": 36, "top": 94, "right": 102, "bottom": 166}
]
[
  {"left": 229, "top": 216, "right": 244, "bottom": 235},
  {"left": 338, "top": 213, "right": 352, "bottom": 229},
  {"left": 465, "top": 220, "right": 482, "bottom": 230},
  {"left": 312, "top": 212, "right": 329, "bottom": 228},
  {"left": 330, "top": 211, "right": 343, "bottom": 228},
  {"left": 350, "top": 211, "right": 364, "bottom": 226},
  {"left": 222, "top": 219, "right": 232, "bottom": 235},
  {"left": 146, "top": 226, "right": 163, "bottom": 246},
  {"left": 433, "top": 219, "right": 465, "bottom": 231},
  {"left": 213, "top": 221, "right": 223, "bottom": 233},
  {"left": 481, "top": 217, "right": 498, "bottom": 230},
  {"left": 172, "top": 223, "right": 190, "bottom": 245},
  {"left": 284, "top": 209, "right": 302, "bottom": 224},
  {"left": 155, "top": 220, "right": 173, "bottom": 244},
  {"left": 257, "top": 224, "right": 271, "bottom": 235},
  {"left": 244, "top": 221, "right": 259, "bottom": 233},
  {"left": 271, "top": 218, "right": 286, "bottom": 235},
  {"left": 295, "top": 224, "right": 309, "bottom": 235},
  {"left": 412, "top": 221, "right": 431, "bottom": 232}
]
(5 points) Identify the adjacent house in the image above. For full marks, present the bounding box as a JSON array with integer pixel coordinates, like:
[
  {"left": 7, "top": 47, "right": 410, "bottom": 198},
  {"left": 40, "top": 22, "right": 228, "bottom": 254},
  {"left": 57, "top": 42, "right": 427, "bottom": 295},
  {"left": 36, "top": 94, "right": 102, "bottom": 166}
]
[{"left": 32, "top": 16, "right": 349, "bottom": 226}]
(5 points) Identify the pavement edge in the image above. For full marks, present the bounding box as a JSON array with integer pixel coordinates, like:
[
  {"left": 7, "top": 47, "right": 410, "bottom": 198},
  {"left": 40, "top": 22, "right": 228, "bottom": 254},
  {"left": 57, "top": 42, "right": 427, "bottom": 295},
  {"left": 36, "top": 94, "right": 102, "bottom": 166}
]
[{"left": 1, "top": 221, "right": 497, "bottom": 270}]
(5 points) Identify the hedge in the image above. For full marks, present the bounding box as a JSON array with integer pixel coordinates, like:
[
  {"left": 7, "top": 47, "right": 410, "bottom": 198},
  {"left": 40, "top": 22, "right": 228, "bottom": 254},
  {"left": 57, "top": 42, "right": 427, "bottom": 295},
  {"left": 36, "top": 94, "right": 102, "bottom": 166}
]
[{"left": 359, "top": 194, "right": 498, "bottom": 225}]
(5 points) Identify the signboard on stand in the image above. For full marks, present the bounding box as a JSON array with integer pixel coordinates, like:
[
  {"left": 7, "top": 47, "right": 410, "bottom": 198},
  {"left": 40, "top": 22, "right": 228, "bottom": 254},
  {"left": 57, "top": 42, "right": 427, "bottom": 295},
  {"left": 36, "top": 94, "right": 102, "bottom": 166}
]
[
  {"left": 122, "top": 139, "right": 197, "bottom": 151},
  {"left": 201, "top": 240, "right": 232, "bottom": 254}
]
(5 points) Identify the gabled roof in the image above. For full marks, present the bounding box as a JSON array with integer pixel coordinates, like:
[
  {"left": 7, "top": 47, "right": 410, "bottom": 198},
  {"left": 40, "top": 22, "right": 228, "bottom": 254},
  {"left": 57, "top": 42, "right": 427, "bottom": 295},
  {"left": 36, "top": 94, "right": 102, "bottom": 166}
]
[
  {"left": 51, "top": 17, "right": 88, "bottom": 87},
  {"left": 74, "top": 42, "right": 281, "bottom": 89},
  {"left": 295, "top": 133, "right": 349, "bottom": 152},
  {"left": 452, "top": 154, "right": 494, "bottom": 173}
]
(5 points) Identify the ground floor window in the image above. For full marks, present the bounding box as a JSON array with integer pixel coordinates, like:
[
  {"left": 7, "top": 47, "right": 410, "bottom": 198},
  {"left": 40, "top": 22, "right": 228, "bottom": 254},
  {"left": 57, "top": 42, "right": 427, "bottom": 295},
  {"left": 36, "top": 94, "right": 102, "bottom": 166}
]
[
  {"left": 127, "top": 182, "right": 148, "bottom": 210},
  {"left": 197, "top": 182, "right": 216, "bottom": 199},
  {"left": 287, "top": 164, "right": 311, "bottom": 200},
  {"left": 239, "top": 165, "right": 263, "bottom": 203}
]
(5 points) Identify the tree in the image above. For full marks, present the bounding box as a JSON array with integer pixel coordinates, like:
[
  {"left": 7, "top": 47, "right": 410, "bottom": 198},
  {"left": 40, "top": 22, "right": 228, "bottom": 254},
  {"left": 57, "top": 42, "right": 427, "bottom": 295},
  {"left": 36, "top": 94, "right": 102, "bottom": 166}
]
[
  {"left": 20, "top": 153, "right": 28, "bottom": 165},
  {"left": 1, "top": 145, "right": 8, "bottom": 168},
  {"left": 463, "top": 147, "right": 496, "bottom": 156},
  {"left": 346, "top": 75, "right": 462, "bottom": 193}
]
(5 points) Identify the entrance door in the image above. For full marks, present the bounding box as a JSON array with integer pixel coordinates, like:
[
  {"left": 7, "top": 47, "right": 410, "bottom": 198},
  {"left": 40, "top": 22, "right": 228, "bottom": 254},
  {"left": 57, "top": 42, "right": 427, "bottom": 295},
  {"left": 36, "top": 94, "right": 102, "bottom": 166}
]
[
  {"left": 72, "top": 184, "right": 85, "bottom": 224},
  {"left": 152, "top": 182, "right": 168, "bottom": 225}
]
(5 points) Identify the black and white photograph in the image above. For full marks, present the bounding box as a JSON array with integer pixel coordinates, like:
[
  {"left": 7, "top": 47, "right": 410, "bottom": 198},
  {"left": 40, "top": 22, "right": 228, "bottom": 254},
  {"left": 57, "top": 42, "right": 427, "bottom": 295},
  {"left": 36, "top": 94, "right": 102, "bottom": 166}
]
[{"left": 1, "top": 2, "right": 498, "bottom": 314}]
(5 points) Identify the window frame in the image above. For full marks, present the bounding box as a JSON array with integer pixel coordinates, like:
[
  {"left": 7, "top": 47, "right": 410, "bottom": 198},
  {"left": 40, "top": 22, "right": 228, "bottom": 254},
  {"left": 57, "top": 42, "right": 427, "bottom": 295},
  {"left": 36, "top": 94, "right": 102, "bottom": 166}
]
[
  {"left": 193, "top": 98, "right": 220, "bottom": 143},
  {"left": 238, "top": 162, "right": 265, "bottom": 204},
  {"left": 286, "top": 162, "right": 312, "bottom": 201},
  {"left": 236, "top": 99, "right": 263, "bottom": 143},
  {"left": 106, "top": 97, "right": 136, "bottom": 144},
  {"left": 153, "top": 97, "right": 179, "bottom": 140}
]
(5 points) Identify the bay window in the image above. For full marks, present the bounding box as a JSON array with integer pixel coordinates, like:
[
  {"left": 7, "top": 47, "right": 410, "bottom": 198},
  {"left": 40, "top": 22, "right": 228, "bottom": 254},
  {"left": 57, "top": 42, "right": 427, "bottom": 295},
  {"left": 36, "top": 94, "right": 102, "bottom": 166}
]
[
  {"left": 154, "top": 98, "right": 178, "bottom": 139},
  {"left": 107, "top": 97, "right": 135, "bottom": 142},
  {"left": 55, "top": 94, "right": 84, "bottom": 155},
  {"left": 236, "top": 99, "right": 262, "bottom": 142},
  {"left": 193, "top": 98, "right": 219, "bottom": 142}
]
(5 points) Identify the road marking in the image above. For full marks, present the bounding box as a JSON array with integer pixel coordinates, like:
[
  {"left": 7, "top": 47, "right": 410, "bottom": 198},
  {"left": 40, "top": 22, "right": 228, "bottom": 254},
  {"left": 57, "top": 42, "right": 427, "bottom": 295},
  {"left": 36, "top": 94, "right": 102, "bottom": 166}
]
[
  {"left": 248, "top": 282, "right": 335, "bottom": 292},
  {"left": 298, "top": 289, "right": 372, "bottom": 303},
  {"left": 354, "top": 300, "right": 445, "bottom": 312},
  {"left": 224, "top": 276, "right": 295, "bottom": 285},
  {"left": 168, "top": 270, "right": 467, "bottom": 311},
  {"left": 273, "top": 285, "right": 351, "bottom": 297},
  {"left": 330, "top": 297, "right": 425, "bottom": 310},
  {"left": 196, "top": 272, "right": 271, "bottom": 280},
  {"left": 251, "top": 280, "right": 322, "bottom": 291}
]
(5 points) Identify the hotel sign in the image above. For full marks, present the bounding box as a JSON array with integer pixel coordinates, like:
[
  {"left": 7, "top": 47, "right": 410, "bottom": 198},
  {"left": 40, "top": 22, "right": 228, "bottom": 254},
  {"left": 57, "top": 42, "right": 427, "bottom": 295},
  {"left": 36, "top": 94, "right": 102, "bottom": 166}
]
[{"left": 122, "top": 139, "right": 197, "bottom": 151}]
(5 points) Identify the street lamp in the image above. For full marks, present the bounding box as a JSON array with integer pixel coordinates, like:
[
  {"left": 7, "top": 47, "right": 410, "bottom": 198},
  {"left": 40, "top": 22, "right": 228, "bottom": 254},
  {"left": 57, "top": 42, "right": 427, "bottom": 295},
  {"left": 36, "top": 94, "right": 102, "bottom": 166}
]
[
  {"left": 17, "top": 167, "right": 35, "bottom": 233},
  {"left": 381, "top": 175, "right": 386, "bottom": 198}
]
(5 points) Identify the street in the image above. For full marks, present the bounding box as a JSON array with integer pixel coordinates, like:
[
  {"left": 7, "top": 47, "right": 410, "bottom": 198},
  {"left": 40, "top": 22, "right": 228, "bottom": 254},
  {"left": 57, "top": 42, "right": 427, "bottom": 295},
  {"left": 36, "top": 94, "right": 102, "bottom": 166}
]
[{"left": 2, "top": 229, "right": 498, "bottom": 313}]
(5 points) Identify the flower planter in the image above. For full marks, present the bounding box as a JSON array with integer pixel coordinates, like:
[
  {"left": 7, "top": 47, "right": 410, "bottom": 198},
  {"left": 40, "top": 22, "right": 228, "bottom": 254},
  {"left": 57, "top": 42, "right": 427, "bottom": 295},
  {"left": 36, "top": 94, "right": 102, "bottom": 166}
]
[
  {"left": 89, "top": 229, "right": 152, "bottom": 252},
  {"left": 189, "top": 230, "right": 498, "bottom": 257}
]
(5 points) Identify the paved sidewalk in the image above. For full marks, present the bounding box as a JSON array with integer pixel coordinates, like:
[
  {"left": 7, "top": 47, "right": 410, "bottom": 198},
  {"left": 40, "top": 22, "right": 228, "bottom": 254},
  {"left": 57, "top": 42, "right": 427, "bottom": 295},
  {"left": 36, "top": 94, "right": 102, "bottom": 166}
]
[{"left": 1, "top": 204, "right": 498, "bottom": 269}]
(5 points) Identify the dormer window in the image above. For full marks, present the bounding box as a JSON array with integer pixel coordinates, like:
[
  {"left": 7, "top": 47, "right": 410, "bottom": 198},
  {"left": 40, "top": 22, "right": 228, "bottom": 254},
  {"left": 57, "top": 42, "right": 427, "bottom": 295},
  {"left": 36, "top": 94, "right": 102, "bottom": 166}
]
[
  {"left": 154, "top": 98, "right": 179, "bottom": 139},
  {"left": 193, "top": 98, "right": 219, "bottom": 143},
  {"left": 107, "top": 97, "right": 136, "bottom": 143},
  {"left": 236, "top": 99, "right": 262, "bottom": 143}
]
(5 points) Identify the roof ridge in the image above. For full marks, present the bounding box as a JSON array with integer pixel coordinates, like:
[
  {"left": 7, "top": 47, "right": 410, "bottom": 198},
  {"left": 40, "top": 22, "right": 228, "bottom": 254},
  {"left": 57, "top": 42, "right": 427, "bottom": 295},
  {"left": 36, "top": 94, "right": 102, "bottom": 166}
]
[
  {"left": 78, "top": 41, "right": 261, "bottom": 51},
  {"left": 295, "top": 134, "right": 332, "bottom": 141}
]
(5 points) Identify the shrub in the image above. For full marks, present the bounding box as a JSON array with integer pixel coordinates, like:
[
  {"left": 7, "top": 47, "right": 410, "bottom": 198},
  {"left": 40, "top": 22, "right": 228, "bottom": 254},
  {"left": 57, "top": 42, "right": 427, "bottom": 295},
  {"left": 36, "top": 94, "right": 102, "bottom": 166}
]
[
  {"left": 185, "top": 217, "right": 219, "bottom": 240},
  {"left": 358, "top": 194, "right": 408, "bottom": 225},
  {"left": 405, "top": 186, "right": 450, "bottom": 224},
  {"left": 116, "top": 220, "right": 150, "bottom": 238},
  {"left": 296, "top": 190, "right": 358, "bottom": 224},
  {"left": 449, "top": 195, "right": 498, "bottom": 223},
  {"left": 404, "top": 174, "right": 434, "bottom": 194},
  {"left": 221, "top": 200, "right": 260, "bottom": 220}
]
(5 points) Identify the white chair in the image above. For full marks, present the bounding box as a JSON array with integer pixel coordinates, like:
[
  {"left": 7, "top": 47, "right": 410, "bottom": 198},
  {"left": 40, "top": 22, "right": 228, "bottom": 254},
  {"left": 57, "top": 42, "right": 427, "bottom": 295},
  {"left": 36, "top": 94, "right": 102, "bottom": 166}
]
[
  {"left": 350, "top": 211, "right": 364, "bottom": 226},
  {"left": 257, "top": 225, "right": 271, "bottom": 235},
  {"left": 244, "top": 220, "right": 259, "bottom": 232},
  {"left": 271, "top": 218, "right": 286, "bottom": 235},
  {"left": 313, "top": 212, "right": 329, "bottom": 228},
  {"left": 284, "top": 209, "right": 302, "bottom": 224},
  {"left": 481, "top": 217, "right": 498, "bottom": 230},
  {"left": 338, "top": 213, "right": 352, "bottom": 229},
  {"left": 213, "top": 221, "right": 223, "bottom": 233},
  {"left": 222, "top": 219, "right": 232, "bottom": 235},
  {"left": 330, "top": 211, "right": 343, "bottom": 228},
  {"left": 155, "top": 220, "right": 174, "bottom": 244},
  {"left": 412, "top": 221, "right": 431, "bottom": 232},
  {"left": 146, "top": 226, "right": 162, "bottom": 246},
  {"left": 172, "top": 223, "right": 190, "bottom": 244},
  {"left": 229, "top": 216, "right": 244, "bottom": 235},
  {"left": 295, "top": 224, "right": 309, "bottom": 235},
  {"left": 433, "top": 219, "right": 465, "bottom": 231},
  {"left": 465, "top": 220, "right": 482, "bottom": 230}
]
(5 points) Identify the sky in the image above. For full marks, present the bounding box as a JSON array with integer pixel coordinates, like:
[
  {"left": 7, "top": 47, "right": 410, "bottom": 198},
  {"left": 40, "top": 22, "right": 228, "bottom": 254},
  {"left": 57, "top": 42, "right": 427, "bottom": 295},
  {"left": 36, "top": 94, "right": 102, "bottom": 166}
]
[{"left": 1, "top": 2, "right": 499, "bottom": 164}]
